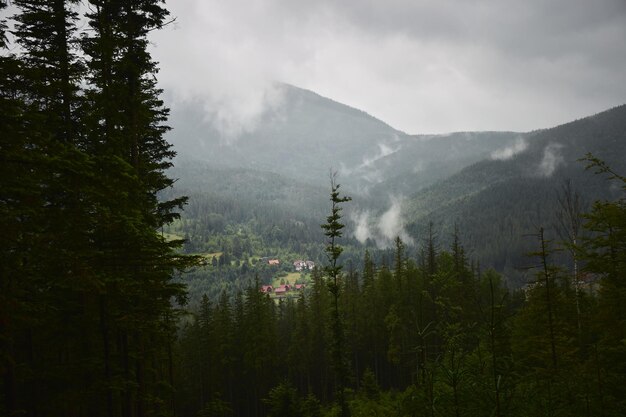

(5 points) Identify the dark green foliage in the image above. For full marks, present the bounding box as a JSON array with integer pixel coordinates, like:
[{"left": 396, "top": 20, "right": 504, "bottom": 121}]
[
  {"left": 577, "top": 155, "right": 626, "bottom": 414},
  {"left": 321, "top": 173, "right": 352, "bottom": 417},
  {"left": 0, "top": 1, "right": 193, "bottom": 415},
  {"left": 263, "top": 381, "right": 302, "bottom": 417},
  {"left": 406, "top": 105, "right": 626, "bottom": 287},
  {"left": 174, "top": 159, "right": 625, "bottom": 415},
  {"left": 3, "top": 1, "right": 625, "bottom": 415}
]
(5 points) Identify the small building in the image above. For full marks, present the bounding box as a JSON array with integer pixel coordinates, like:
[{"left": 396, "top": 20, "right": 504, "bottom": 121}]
[
  {"left": 294, "top": 260, "right": 315, "bottom": 271},
  {"left": 268, "top": 259, "right": 280, "bottom": 266},
  {"left": 260, "top": 285, "right": 274, "bottom": 294}
]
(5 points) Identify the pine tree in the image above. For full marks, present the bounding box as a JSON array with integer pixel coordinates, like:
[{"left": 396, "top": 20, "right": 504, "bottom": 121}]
[
  {"left": 2, "top": 0, "right": 194, "bottom": 414},
  {"left": 3, "top": 1, "right": 106, "bottom": 413},
  {"left": 578, "top": 155, "right": 626, "bottom": 415},
  {"left": 80, "top": 2, "right": 194, "bottom": 414},
  {"left": 321, "top": 172, "right": 351, "bottom": 417},
  {"left": 512, "top": 228, "right": 581, "bottom": 415},
  {"left": 0, "top": 3, "right": 33, "bottom": 413}
]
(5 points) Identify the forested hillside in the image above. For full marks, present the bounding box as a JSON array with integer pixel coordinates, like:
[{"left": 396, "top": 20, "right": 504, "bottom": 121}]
[
  {"left": 167, "top": 102, "right": 626, "bottom": 297},
  {"left": 406, "top": 104, "right": 626, "bottom": 286},
  {"left": 166, "top": 84, "right": 526, "bottom": 196},
  {"left": 161, "top": 160, "right": 367, "bottom": 305},
  {"left": 1, "top": 1, "right": 193, "bottom": 415},
  {"left": 176, "top": 162, "right": 626, "bottom": 416},
  {"left": 365, "top": 131, "right": 521, "bottom": 197},
  {"left": 166, "top": 84, "right": 410, "bottom": 190}
]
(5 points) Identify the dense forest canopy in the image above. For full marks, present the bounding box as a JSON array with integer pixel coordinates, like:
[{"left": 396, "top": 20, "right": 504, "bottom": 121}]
[
  {"left": 1, "top": 1, "right": 626, "bottom": 417},
  {"left": 1, "top": 1, "right": 194, "bottom": 415}
]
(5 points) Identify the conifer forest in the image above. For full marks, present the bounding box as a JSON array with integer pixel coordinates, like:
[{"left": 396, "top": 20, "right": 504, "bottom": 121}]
[{"left": 1, "top": 1, "right": 626, "bottom": 416}]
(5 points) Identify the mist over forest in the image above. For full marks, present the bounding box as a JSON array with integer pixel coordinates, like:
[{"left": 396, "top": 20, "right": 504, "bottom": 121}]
[{"left": 2, "top": 1, "right": 626, "bottom": 417}]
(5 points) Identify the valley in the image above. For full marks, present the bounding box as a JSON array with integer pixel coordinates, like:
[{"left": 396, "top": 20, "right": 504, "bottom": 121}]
[
  {"left": 165, "top": 84, "right": 626, "bottom": 299},
  {"left": 4, "top": 1, "right": 625, "bottom": 415}
]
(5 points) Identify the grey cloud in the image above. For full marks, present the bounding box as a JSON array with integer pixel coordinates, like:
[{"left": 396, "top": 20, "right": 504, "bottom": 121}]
[
  {"left": 538, "top": 143, "right": 565, "bottom": 177},
  {"left": 150, "top": 0, "right": 626, "bottom": 134},
  {"left": 377, "top": 197, "right": 414, "bottom": 247},
  {"left": 491, "top": 137, "right": 528, "bottom": 161},
  {"left": 351, "top": 197, "right": 413, "bottom": 248},
  {"left": 351, "top": 210, "right": 373, "bottom": 244}
]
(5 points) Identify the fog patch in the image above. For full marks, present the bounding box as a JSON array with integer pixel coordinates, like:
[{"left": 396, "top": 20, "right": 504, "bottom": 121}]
[
  {"left": 351, "top": 197, "right": 414, "bottom": 248},
  {"left": 351, "top": 210, "right": 373, "bottom": 244},
  {"left": 490, "top": 137, "right": 528, "bottom": 160},
  {"left": 359, "top": 142, "right": 399, "bottom": 169},
  {"left": 345, "top": 141, "right": 400, "bottom": 184},
  {"left": 338, "top": 162, "right": 354, "bottom": 177},
  {"left": 538, "top": 143, "right": 565, "bottom": 177},
  {"left": 374, "top": 143, "right": 396, "bottom": 162},
  {"left": 376, "top": 197, "right": 414, "bottom": 247},
  {"left": 202, "top": 83, "right": 287, "bottom": 143}
]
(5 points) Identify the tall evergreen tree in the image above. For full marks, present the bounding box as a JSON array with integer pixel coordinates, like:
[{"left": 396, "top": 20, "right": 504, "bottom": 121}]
[
  {"left": 578, "top": 155, "right": 626, "bottom": 415},
  {"left": 80, "top": 2, "right": 194, "bottom": 414},
  {"left": 321, "top": 172, "right": 351, "bottom": 417},
  {"left": 1, "top": 1, "right": 193, "bottom": 414},
  {"left": 0, "top": 3, "right": 33, "bottom": 413},
  {"left": 3, "top": 1, "right": 104, "bottom": 413}
]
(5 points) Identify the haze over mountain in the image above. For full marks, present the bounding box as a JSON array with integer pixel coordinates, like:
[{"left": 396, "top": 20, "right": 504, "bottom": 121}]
[
  {"left": 403, "top": 104, "right": 626, "bottom": 284},
  {"left": 167, "top": 84, "right": 524, "bottom": 196},
  {"left": 6, "top": 1, "right": 626, "bottom": 414},
  {"left": 166, "top": 84, "right": 626, "bottom": 285}
]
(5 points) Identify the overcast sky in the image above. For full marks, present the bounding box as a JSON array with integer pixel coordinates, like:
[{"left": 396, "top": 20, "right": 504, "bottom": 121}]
[{"left": 150, "top": 0, "right": 626, "bottom": 135}]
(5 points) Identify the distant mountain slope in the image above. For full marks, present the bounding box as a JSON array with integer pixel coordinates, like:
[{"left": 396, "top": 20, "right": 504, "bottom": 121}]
[
  {"left": 167, "top": 84, "right": 408, "bottom": 189},
  {"left": 365, "top": 131, "right": 521, "bottom": 197},
  {"left": 405, "top": 104, "right": 626, "bottom": 285},
  {"left": 165, "top": 84, "right": 625, "bottom": 287},
  {"left": 166, "top": 84, "right": 524, "bottom": 194},
  {"left": 168, "top": 158, "right": 329, "bottom": 215}
]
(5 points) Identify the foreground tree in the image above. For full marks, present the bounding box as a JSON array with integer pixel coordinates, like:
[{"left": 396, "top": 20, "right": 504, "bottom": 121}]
[
  {"left": 578, "top": 155, "right": 626, "bottom": 415},
  {"left": 321, "top": 172, "right": 351, "bottom": 417},
  {"left": 1, "top": 1, "right": 193, "bottom": 415}
]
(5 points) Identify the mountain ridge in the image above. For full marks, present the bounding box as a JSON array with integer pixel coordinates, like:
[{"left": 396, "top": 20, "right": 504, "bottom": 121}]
[
  {"left": 166, "top": 84, "right": 625, "bottom": 286},
  {"left": 167, "top": 84, "right": 534, "bottom": 195},
  {"left": 403, "top": 103, "right": 626, "bottom": 285}
]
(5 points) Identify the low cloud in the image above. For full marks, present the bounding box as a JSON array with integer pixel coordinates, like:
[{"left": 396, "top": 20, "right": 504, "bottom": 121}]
[
  {"left": 412, "top": 159, "right": 426, "bottom": 173},
  {"left": 150, "top": 0, "right": 626, "bottom": 136},
  {"left": 378, "top": 198, "right": 414, "bottom": 246},
  {"left": 351, "top": 210, "right": 373, "bottom": 244},
  {"left": 490, "top": 137, "right": 528, "bottom": 160},
  {"left": 345, "top": 141, "right": 399, "bottom": 185},
  {"left": 360, "top": 143, "right": 398, "bottom": 168},
  {"left": 352, "top": 197, "right": 414, "bottom": 247},
  {"left": 538, "top": 143, "right": 565, "bottom": 177},
  {"left": 204, "top": 83, "right": 287, "bottom": 140}
]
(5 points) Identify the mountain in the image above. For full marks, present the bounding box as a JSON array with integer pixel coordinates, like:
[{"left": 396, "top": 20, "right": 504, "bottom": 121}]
[
  {"left": 404, "top": 104, "right": 626, "bottom": 285},
  {"left": 165, "top": 84, "right": 625, "bottom": 287},
  {"left": 166, "top": 84, "right": 525, "bottom": 196},
  {"left": 364, "top": 131, "right": 521, "bottom": 197},
  {"left": 167, "top": 84, "right": 408, "bottom": 190}
]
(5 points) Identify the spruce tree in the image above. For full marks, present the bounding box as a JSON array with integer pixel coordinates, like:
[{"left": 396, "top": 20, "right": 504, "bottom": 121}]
[
  {"left": 0, "top": 3, "right": 31, "bottom": 413},
  {"left": 1, "top": 0, "right": 194, "bottom": 414},
  {"left": 80, "top": 2, "right": 194, "bottom": 414},
  {"left": 578, "top": 155, "right": 626, "bottom": 415},
  {"left": 3, "top": 1, "right": 104, "bottom": 413},
  {"left": 321, "top": 172, "right": 351, "bottom": 417}
]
